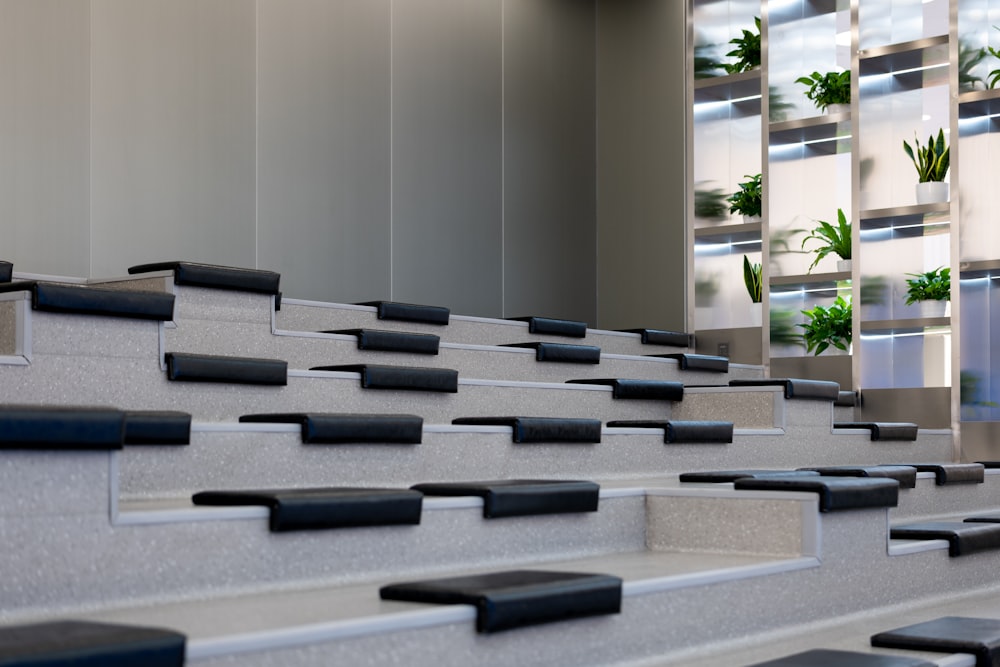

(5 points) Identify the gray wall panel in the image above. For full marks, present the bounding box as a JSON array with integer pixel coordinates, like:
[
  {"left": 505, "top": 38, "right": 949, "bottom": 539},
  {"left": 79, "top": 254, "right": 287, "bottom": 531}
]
[
  {"left": 391, "top": 0, "right": 503, "bottom": 317},
  {"left": 257, "top": 0, "right": 391, "bottom": 303},
  {"left": 596, "top": 0, "right": 687, "bottom": 331},
  {"left": 90, "top": 0, "right": 256, "bottom": 278},
  {"left": 0, "top": 0, "right": 90, "bottom": 276},
  {"left": 503, "top": 0, "right": 597, "bottom": 324}
]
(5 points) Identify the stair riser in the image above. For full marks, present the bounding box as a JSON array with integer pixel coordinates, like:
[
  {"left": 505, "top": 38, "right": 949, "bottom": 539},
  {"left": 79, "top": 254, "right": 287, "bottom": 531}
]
[
  {"left": 892, "top": 473, "right": 1000, "bottom": 521},
  {"left": 0, "top": 451, "right": 109, "bottom": 517},
  {"left": 0, "top": 300, "right": 19, "bottom": 356},
  {"left": 30, "top": 312, "right": 162, "bottom": 359}
]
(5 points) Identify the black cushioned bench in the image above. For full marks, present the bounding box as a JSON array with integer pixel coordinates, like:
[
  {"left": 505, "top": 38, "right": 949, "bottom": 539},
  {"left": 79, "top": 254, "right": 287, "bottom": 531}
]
[
  {"left": 0, "top": 281, "right": 175, "bottom": 321},
  {"left": 799, "top": 465, "right": 917, "bottom": 489},
  {"left": 192, "top": 487, "right": 423, "bottom": 532},
  {"left": 507, "top": 316, "right": 587, "bottom": 338},
  {"left": 872, "top": 616, "right": 1000, "bottom": 666},
  {"left": 451, "top": 417, "right": 602, "bottom": 443},
  {"left": 729, "top": 378, "right": 840, "bottom": 400},
  {"left": 607, "top": 420, "right": 733, "bottom": 444},
  {"left": 646, "top": 352, "right": 728, "bottom": 372},
  {"left": 166, "top": 352, "right": 288, "bottom": 386},
  {"left": 890, "top": 522, "right": 1000, "bottom": 556},
  {"left": 123, "top": 411, "right": 192, "bottom": 446},
  {"left": 679, "top": 470, "right": 820, "bottom": 483},
  {"left": 324, "top": 329, "right": 440, "bottom": 355},
  {"left": 881, "top": 463, "right": 984, "bottom": 485},
  {"left": 355, "top": 300, "right": 450, "bottom": 325},
  {"left": 380, "top": 569, "right": 622, "bottom": 633},
  {"left": 565, "top": 378, "right": 683, "bottom": 401},
  {"left": 312, "top": 364, "right": 459, "bottom": 393},
  {"left": 833, "top": 422, "right": 918, "bottom": 441},
  {"left": 411, "top": 480, "right": 600, "bottom": 518},
  {"left": 501, "top": 342, "right": 601, "bottom": 364},
  {"left": 240, "top": 413, "right": 424, "bottom": 444},
  {"left": 733, "top": 476, "right": 899, "bottom": 512},
  {"left": 616, "top": 328, "right": 691, "bottom": 347},
  {"left": 747, "top": 648, "right": 935, "bottom": 666},
  {"left": 0, "top": 406, "right": 125, "bottom": 450},
  {"left": 0, "top": 261, "right": 13, "bottom": 283},
  {"left": 0, "top": 619, "right": 186, "bottom": 666},
  {"left": 129, "top": 260, "right": 281, "bottom": 295}
]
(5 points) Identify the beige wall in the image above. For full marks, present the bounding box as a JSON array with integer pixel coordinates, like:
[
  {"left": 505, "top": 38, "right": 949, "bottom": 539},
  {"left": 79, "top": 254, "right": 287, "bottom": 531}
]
[{"left": 0, "top": 0, "right": 685, "bottom": 328}]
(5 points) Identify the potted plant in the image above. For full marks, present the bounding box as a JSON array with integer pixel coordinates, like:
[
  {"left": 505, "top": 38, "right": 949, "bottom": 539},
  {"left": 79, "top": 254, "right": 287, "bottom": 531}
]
[
  {"left": 795, "top": 70, "right": 851, "bottom": 113},
  {"left": 903, "top": 129, "right": 950, "bottom": 204},
  {"left": 743, "top": 255, "right": 762, "bottom": 304},
  {"left": 694, "top": 184, "right": 729, "bottom": 222},
  {"left": 727, "top": 173, "right": 762, "bottom": 222},
  {"left": 904, "top": 266, "right": 950, "bottom": 317},
  {"left": 988, "top": 26, "right": 1000, "bottom": 89},
  {"left": 798, "top": 295, "right": 852, "bottom": 355},
  {"left": 723, "top": 17, "right": 761, "bottom": 74},
  {"left": 801, "top": 208, "right": 851, "bottom": 273}
]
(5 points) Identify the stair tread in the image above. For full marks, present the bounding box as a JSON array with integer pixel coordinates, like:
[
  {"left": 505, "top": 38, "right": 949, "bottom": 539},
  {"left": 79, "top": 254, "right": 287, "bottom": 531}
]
[
  {"left": 881, "top": 463, "right": 984, "bottom": 485},
  {"left": 0, "top": 281, "right": 175, "bottom": 321},
  {"left": 0, "top": 620, "right": 186, "bottom": 666},
  {"left": 411, "top": 479, "right": 600, "bottom": 518},
  {"left": 871, "top": 616, "right": 1000, "bottom": 663},
  {"left": 730, "top": 378, "right": 840, "bottom": 401},
  {"left": 0, "top": 405, "right": 125, "bottom": 450},
  {"left": 501, "top": 342, "right": 602, "bottom": 364},
  {"left": 129, "top": 261, "right": 281, "bottom": 295},
  {"left": 355, "top": 301, "right": 450, "bottom": 325},
  {"left": 239, "top": 413, "right": 424, "bottom": 444},
  {"left": 324, "top": 329, "right": 441, "bottom": 355},
  {"left": 745, "top": 648, "right": 936, "bottom": 666},
  {"left": 833, "top": 422, "right": 919, "bottom": 441},
  {"left": 506, "top": 316, "right": 588, "bottom": 338},
  {"left": 733, "top": 476, "right": 899, "bottom": 512}
]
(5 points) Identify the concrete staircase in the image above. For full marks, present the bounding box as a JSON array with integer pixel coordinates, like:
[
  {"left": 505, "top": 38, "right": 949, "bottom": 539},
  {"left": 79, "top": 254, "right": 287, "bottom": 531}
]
[{"left": 0, "top": 262, "right": 993, "bottom": 667}]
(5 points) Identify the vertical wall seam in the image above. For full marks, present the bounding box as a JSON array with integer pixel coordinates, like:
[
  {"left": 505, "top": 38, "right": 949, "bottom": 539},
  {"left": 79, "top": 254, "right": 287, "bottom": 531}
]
[
  {"left": 389, "top": 0, "right": 394, "bottom": 300},
  {"left": 88, "top": 0, "right": 94, "bottom": 278},
  {"left": 254, "top": 0, "right": 260, "bottom": 269},
  {"left": 500, "top": 0, "right": 505, "bottom": 318}
]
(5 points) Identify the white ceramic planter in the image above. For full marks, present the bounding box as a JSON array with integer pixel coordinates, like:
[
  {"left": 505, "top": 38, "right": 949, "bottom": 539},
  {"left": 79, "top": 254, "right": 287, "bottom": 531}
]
[
  {"left": 837, "top": 259, "right": 852, "bottom": 272},
  {"left": 826, "top": 103, "right": 849, "bottom": 115},
  {"left": 743, "top": 215, "right": 762, "bottom": 224},
  {"left": 919, "top": 299, "right": 950, "bottom": 318},
  {"left": 915, "top": 181, "right": 949, "bottom": 205}
]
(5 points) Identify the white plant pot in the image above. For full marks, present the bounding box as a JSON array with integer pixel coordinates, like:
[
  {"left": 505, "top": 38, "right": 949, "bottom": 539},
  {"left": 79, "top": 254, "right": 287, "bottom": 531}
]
[
  {"left": 915, "top": 181, "right": 949, "bottom": 205},
  {"left": 919, "top": 299, "right": 950, "bottom": 318},
  {"left": 743, "top": 215, "right": 762, "bottom": 224},
  {"left": 749, "top": 302, "right": 762, "bottom": 327},
  {"left": 826, "top": 103, "right": 849, "bottom": 115},
  {"left": 837, "top": 259, "right": 852, "bottom": 272}
]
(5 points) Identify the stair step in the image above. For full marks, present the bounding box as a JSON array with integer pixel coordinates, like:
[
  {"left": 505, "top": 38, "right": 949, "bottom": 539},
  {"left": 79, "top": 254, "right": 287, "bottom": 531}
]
[
  {"left": 239, "top": 413, "right": 424, "bottom": 444},
  {"left": 124, "top": 411, "right": 192, "bottom": 446},
  {"left": 679, "top": 470, "right": 821, "bottom": 483},
  {"left": 648, "top": 353, "right": 729, "bottom": 372},
  {"left": 379, "top": 569, "right": 622, "bottom": 633},
  {"left": 411, "top": 480, "right": 600, "bottom": 518},
  {"left": 501, "top": 342, "right": 601, "bottom": 364},
  {"left": 165, "top": 352, "right": 288, "bottom": 386},
  {"left": 0, "top": 405, "right": 124, "bottom": 450},
  {"left": 890, "top": 522, "right": 1000, "bottom": 556},
  {"left": 129, "top": 260, "right": 281, "bottom": 295},
  {"left": 835, "top": 390, "right": 860, "bottom": 407},
  {"left": 747, "top": 649, "right": 936, "bottom": 667},
  {"left": 450, "top": 416, "right": 602, "bottom": 443},
  {"left": 191, "top": 487, "right": 424, "bottom": 531},
  {"left": 616, "top": 328, "right": 691, "bottom": 347},
  {"left": 311, "top": 364, "right": 459, "bottom": 393},
  {"left": 733, "top": 476, "right": 899, "bottom": 512},
  {"left": 0, "top": 261, "right": 12, "bottom": 283},
  {"left": 355, "top": 300, "right": 450, "bottom": 325},
  {"left": 0, "top": 620, "right": 186, "bottom": 667},
  {"left": 871, "top": 616, "right": 1000, "bottom": 666},
  {"left": 834, "top": 423, "right": 918, "bottom": 441},
  {"left": 565, "top": 378, "right": 683, "bottom": 401},
  {"left": 325, "top": 329, "right": 440, "bottom": 355},
  {"left": 884, "top": 463, "right": 985, "bottom": 486},
  {"left": 0, "top": 281, "right": 175, "bottom": 321},
  {"left": 730, "top": 378, "right": 840, "bottom": 401},
  {"left": 507, "top": 316, "right": 587, "bottom": 338},
  {"left": 799, "top": 465, "right": 918, "bottom": 489},
  {"left": 605, "top": 420, "right": 733, "bottom": 444}
]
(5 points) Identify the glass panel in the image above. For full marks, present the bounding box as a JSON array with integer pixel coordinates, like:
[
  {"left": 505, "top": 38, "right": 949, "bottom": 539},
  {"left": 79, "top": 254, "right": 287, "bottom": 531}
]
[
  {"left": 694, "top": 244, "right": 763, "bottom": 330},
  {"left": 859, "top": 0, "right": 949, "bottom": 51}
]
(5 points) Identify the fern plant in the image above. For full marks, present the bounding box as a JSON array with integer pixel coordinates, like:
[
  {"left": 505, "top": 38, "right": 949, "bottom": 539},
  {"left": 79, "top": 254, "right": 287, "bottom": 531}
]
[
  {"left": 798, "top": 296, "right": 852, "bottom": 355},
  {"left": 743, "top": 255, "right": 762, "bottom": 304},
  {"left": 723, "top": 18, "right": 761, "bottom": 74},
  {"left": 902, "top": 129, "right": 950, "bottom": 183},
  {"left": 801, "top": 208, "right": 851, "bottom": 273}
]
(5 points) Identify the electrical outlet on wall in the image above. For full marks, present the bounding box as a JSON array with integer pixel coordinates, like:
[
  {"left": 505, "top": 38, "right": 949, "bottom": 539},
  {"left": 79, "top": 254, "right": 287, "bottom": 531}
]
[{"left": 717, "top": 343, "right": 729, "bottom": 358}]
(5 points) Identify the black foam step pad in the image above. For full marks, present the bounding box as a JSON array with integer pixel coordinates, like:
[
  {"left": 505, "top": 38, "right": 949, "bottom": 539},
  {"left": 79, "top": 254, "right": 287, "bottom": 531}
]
[
  {"left": 451, "top": 416, "right": 602, "bottom": 443},
  {"left": 313, "top": 364, "right": 458, "bottom": 393},
  {"left": 0, "top": 281, "right": 176, "bottom": 321},
  {"left": 0, "top": 406, "right": 125, "bottom": 450},
  {"left": 192, "top": 487, "right": 423, "bottom": 531},
  {"left": 729, "top": 378, "right": 840, "bottom": 400},
  {"left": 123, "top": 411, "right": 192, "bottom": 445},
  {"left": 507, "top": 316, "right": 587, "bottom": 338},
  {"left": 502, "top": 342, "right": 601, "bottom": 364},
  {"left": 834, "top": 422, "right": 918, "bottom": 441},
  {"left": 872, "top": 616, "right": 1000, "bottom": 667},
  {"left": 890, "top": 522, "right": 1000, "bottom": 556},
  {"left": 679, "top": 470, "right": 820, "bottom": 484},
  {"left": 647, "top": 353, "right": 728, "bottom": 372},
  {"left": 747, "top": 648, "right": 935, "bottom": 667},
  {"left": 564, "top": 378, "right": 683, "bottom": 401},
  {"left": 966, "top": 514, "right": 1000, "bottom": 526},
  {"left": 0, "top": 261, "right": 12, "bottom": 283},
  {"left": 240, "top": 413, "right": 424, "bottom": 444},
  {"left": 0, "top": 619, "right": 186, "bottom": 667},
  {"left": 380, "top": 569, "right": 622, "bottom": 633},
  {"left": 606, "top": 420, "right": 733, "bottom": 444},
  {"left": 355, "top": 300, "right": 450, "bottom": 325},
  {"left": 835, "top": 390, "right": 860, "bottom": 407},
  {"left": 129, "top": 261, "right": 281, "bottom": 295},
  {"left": 166, "top": 352, "right": 288, "bottom": 386},
  {"left": 616, "top": 328, "right": 691, "bottom": 347},
  {"left": 411, "top": 480, "right": 600, "bottom": 518},
  {"left": 733, "top": 476, "right": 899, "bottom": 512},
  {"left": 881, "top": 463, "right": 984, "bottom": 485},
  {"left": 799, "top": 465, "right": 917, "bottom": 489},
  {"left": 977, "top": 461, "right": 1000, "bottom": 468},
  {"left": 325, "top": 329, "right": 440, "bottom": 355}
]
